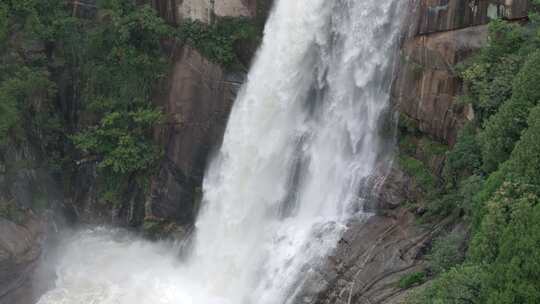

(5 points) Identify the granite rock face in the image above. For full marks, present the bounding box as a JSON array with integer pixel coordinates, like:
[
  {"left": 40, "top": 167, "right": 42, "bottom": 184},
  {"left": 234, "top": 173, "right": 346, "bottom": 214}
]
[
  {"left": 139, "top": 0, "right": 274, "bottom": 228},
  {"left": 61, "top": 0, "right": 274, "bottom": 229},
  {"left": 394, "top": 24, "right": 486, "bottom": 145},
  {"left": 147, "top": 46, "right": 242, "bottom": 225},
  {"left": 395, "top": 0, "right": 529, "bottom": 145},
  {"left": 0, "top": 216, "right": 46, "bottom": 304}
]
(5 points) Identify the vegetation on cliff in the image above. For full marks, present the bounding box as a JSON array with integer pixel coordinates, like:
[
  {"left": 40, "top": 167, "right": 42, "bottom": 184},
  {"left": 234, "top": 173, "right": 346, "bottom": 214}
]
[
  {"left": 406, "top": 3, "right": 540, "bottom": 303},
  {"left": 0, "top": 0, "right": 170, "bottom": 207},
  {"left": 178, "top": 18, "right": 259, "bottom": 67},
  {"left": 0, "top": 0, "right": 259, "bottom": 213}
]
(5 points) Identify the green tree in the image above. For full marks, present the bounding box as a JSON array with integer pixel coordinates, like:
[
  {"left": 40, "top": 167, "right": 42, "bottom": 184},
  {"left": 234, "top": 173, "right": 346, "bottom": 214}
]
[{"left": 479, "top": 51, "right": 540, "bottom": 173}]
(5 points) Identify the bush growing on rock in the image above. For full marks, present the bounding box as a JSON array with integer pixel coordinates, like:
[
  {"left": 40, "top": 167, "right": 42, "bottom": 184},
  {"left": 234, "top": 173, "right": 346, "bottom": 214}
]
[
  {"left": 428, "top": 231, "right": 467, "bottom": 275},
  {"left": 398, "top": 271, "right": 426, "bottom": 289}
]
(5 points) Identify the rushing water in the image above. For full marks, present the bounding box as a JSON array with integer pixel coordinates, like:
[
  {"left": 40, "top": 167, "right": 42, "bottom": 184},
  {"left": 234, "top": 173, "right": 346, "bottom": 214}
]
[{"left": 37, "top": 0, "right": 404, "bottom": 303}]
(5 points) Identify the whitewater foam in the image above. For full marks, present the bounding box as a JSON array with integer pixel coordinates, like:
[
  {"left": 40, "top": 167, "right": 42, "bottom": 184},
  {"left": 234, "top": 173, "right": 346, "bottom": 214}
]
[{"left": 37, "top": 0, "right": 405, "bottom": 303}]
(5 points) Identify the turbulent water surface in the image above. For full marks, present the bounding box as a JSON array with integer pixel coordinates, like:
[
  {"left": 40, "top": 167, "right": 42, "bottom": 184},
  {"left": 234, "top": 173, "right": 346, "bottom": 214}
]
[{"left": 37, "top": 0, "right": 405, "bottom": 303}]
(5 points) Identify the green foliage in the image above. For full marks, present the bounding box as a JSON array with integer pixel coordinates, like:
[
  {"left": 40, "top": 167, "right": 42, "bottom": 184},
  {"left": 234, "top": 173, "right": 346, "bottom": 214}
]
[
  {"left": 398, "top": 272, "right": 426, "bottom": 289},
  {"left": 1, "top": 0, "right": 172, "bottom": 205},
  {"left": 443, "top": 124, "right": 482, "bottom": 186},
  {"left": 73, "top": 107, "right": 163, "bottom": 175},
  {"left": 484, "top": 194, "right": 540, "bottom": 304},
  {"left": 178, "top": 18, "right": 259, "bottom": 67},
  {"left": 460, "top": 55, "right": 521, "bottom": 124},
  {"left": 406, "top": 265, "right": 487, "bottom": 304},
  {"left": 482, "top": 19, "right": 526, "bottom": 62},
  {"left": 409, "top": 15, "right": 540, "bottom": 303},
  {"left": 423, "top": 175, "right": 483, "bottom": 220},
  {"left": 399, "top": 156, "right": 437, "bottom": 192},
  {"left": 467, "top": 183, "right": 540, "bottom": 303},
  {"left": 479, "top": 51, "right": 540, "bottom": 173},
  {"left": 0, "top": 67, "right": 55, "bottom": 143},
  {"left": 501, "top": 104, "right": 540, "bottom": 186},
  {"left": 67, "top": 1, "right": 172, "bottom": 202},
  {"left": 398, "top": 113, "right": 420, "bottom": 135},
  {"left": 0, "top": 200, "right": 25, "bottom": 223},
  {"left": 0, "top": 4, "right": 8, "bottom": 44},
  {"left": 428, "top": 232, "right": 467, "bottom": 275}
]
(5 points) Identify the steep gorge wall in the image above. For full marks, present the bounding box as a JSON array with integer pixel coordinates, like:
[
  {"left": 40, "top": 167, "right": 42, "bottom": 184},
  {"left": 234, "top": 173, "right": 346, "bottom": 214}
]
[
  {"left": 396, "top": 0, "right": 530, "bottom": 145},
  {"left": 140, "top": 0, "right": 274, "bottom": 233},
  {"left": 60, "top": 0, "right": 274, "bottom": 232},
  {"left": 310, "top": 1, "right": 531, "bottom": 304},
  {"left": 0, "top": 1, "right": 531, "bottom": 303},
  {"left": 0, "top": 1, "right": 272, "bottom": 302}
]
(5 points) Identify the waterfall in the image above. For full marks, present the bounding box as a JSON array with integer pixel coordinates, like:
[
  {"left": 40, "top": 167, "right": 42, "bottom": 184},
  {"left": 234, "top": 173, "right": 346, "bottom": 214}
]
[{"left": 36, "top": 0, "right": 405, "bottom": 303}]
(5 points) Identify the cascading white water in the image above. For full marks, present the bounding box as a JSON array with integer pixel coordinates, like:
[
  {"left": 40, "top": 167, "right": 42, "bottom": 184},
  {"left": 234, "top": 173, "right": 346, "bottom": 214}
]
[{"left": 36, "top": 1, "right": 404, "bottom": 303}]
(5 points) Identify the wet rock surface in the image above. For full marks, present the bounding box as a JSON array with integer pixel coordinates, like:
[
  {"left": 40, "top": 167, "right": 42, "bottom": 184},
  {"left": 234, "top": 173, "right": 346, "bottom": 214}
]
[
  {"left": 148, "top": 46, "right": 242, "bottom": 225},
  {"left": 0, "top": 215, "right": 46, "bottom": 304}
]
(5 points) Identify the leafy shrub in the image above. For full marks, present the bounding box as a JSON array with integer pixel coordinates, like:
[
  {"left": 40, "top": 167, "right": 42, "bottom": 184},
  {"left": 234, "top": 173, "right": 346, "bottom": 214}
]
[
  {"left": 465, "top": 182, "right": 540, "bottom": 303},
  {"left": 479, "top": 51, "right": 540, "bottom": 173},
  {"left": 406, "top": 265, "right": 487, "bottom": 304},
  {"left": 481, "top": 19, "right": 526, "bottom": 62},
  {"left": 484, "top": 193, "right": 540, "bottom": 304},
  {"left": 443, "top": 124, "right": 482, "bottom": 186},
  {"left": 0, "top": 67, "right": 55, "bottom": 143},
  {"left": 502, "top": 105, "right": 540, "bottom": 186},
  {"left": 428, "top": 232, "right": 467, "bottom": 275},
  {"left": 399, "top": 156, "right": 437, "bottom": 192},
  {"left": 72, "top": 107, "right": 163, "bottom": 175},
  {"left": 178, "top": 18, "right": 259, "bottom": 67},
  {"left": 408, "top": 11, "right": 540, "bottom": 304},
  {"left": 398, "top": 271, "right": 426, "bottom": 289},
  {"left": 67, "top": 1, "right": 172, "bottom": 202}
]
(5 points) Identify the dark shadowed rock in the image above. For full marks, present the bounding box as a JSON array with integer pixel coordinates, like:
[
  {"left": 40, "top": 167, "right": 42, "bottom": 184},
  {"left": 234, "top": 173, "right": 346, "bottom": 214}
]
[{"left": 0, "top": 215, "right": 46, "bottom": 304}]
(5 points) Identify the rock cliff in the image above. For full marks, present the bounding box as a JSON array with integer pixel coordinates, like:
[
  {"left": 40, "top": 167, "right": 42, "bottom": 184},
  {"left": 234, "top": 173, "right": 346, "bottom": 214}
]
[
  {"left": 147, "top": 46, "right": 243, "bottom": 226},
  {"left": 0, "top": 1, "right": 272, "bottom": 301},
  {"left": 395, "top": 0, "right": 529, "bottom": 145},
  {"left": 308, "top": 1, "right": 531, "bottom": 303},
  {"left": 0, "top": 0, "right": 532, "bottom": 303}
]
